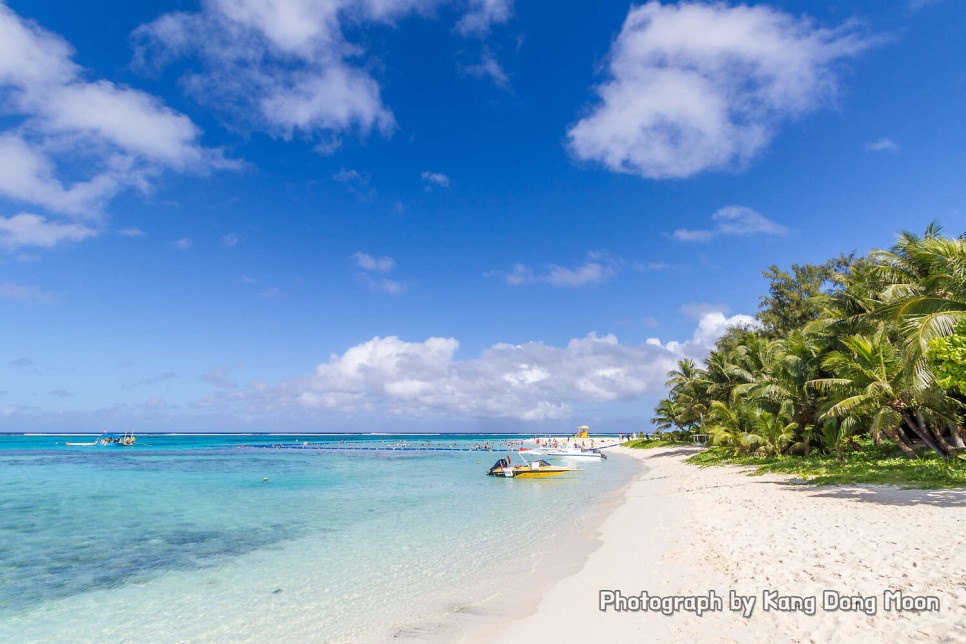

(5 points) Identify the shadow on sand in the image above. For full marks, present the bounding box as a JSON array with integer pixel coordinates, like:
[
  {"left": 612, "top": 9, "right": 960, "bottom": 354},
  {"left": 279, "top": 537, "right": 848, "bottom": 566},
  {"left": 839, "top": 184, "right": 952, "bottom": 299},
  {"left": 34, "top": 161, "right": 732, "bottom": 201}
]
[{"left": 794, "top": 485, "right": 966, "bottom": 508}]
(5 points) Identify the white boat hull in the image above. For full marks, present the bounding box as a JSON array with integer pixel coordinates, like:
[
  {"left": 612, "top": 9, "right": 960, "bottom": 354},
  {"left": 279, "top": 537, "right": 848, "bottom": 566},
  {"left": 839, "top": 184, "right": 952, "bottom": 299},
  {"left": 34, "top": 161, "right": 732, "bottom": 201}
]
[{"left": 546, "top": 450, "right": 606, "bottom": 459}]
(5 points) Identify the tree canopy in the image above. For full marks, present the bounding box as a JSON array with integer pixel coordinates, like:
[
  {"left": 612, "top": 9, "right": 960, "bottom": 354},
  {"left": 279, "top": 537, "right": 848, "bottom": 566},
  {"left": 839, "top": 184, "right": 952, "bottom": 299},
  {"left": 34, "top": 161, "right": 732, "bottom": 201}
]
[{"left": 653, "top": 227, "right": 966, "bottom": 460}]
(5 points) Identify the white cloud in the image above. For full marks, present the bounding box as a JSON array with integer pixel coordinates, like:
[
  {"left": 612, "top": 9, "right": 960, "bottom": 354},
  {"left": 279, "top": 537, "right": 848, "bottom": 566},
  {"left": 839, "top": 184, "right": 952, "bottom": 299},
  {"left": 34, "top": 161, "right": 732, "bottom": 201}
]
[
  {"left": 118, "top": 227, "right": 144, "bottom": 237},
  {"left": 633, "top": 261, "right": 669, "bottom": 271},
  {"left": 134, "top": 2, "right": 514, "bottom": 147},
  {"left": 334, "top": 168, "right": 365, "bottom": 184},
  {"left": 353, "top": 251, "right": 405, "bottom": 294},
  {"left": 457, "top": 0, "right": 513, "bottom": 36},
  {"left": 194, "top": 310, "right": 750, "bottom": 420},
  {"left": 0, "top": 213, "right": 96, "bottom": 249},
  {"left": 545, "top": 262, "right": 611, "bottom": 287},
  {"left": 460, "top": 49, "right": 509, "bottom": 87},
  {"left": 656, "top": 311, "right": 758, "bottom": 358},
  {"left": 567, "top": 2, "right": 877, "bottom": 179},
  {"left": 420, "top": 170, "right": 450, "bottom": 189},
  {"left": 671, "top": 228, "right": 714, "bottom": 242},
  {"left": 352, "top": 251, "right": 395, "bottom": 272},
  {"left": 0, "top": 4, "right": 232, "bottom": 217},
  {"left": 374, "top": 278, "right": 404, "bottom": 295},
  {"left": 130, "top": 371, "right": 178, "bottom": 388},
  {"left": 864, "top": 137, "right": 899, "bottom": 152},
  {"left": 680, "top": 302, "right": 731, "bottom": 319},
  {"left": 0, "top": 133, "right": 119, "bottom": 216},
  {"left": 334, "top": 168, "right": 374, "bottom": 199},
  {"left": 133, "top": 1, "right": 441, "bottom": 145},
  {"left": 203, "top": 367, "right": 238, "bottom": 390},
  {"left": 222, "top": 232, "right": 241, "bottom": 247},
  {"left": 173, "top": 237, "right": 191, "bottom": 250},
  {"left": 673, "top": 205, "right": 788, "bottom": 242},
  {"left": 504, "top": 252, "right": 618, "bottom": 287},
  {"left": 0, "top": 281, "right": 49, "bottom": 301}
]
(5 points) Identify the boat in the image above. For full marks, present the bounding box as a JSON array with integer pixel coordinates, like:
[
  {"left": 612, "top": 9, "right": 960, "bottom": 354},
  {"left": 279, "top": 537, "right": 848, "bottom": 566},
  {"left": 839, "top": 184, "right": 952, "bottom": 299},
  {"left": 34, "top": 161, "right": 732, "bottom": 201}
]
[
  {"left": 66, "top": 431, "right": 136, "bottom": 447},
  {"left": 544, "top": 446, "right": 607, "bottom": 459},
  {"left": 486, "top": 454, "right": 579, "bottom": 478}
]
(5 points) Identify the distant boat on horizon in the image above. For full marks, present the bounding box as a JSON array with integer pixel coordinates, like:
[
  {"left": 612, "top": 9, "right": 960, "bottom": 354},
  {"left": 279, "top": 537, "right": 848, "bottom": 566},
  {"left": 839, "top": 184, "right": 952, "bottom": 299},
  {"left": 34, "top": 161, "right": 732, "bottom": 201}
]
[{"left": 66, "top": 431, "right": 136, "bottom": 447}]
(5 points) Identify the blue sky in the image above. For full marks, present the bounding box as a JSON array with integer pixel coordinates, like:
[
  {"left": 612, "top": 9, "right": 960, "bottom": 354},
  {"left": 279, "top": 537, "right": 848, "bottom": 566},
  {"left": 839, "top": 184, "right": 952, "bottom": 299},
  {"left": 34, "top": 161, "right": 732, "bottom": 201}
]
[{"left": 1, "top": 0, "right": 964, "bottom": 433}]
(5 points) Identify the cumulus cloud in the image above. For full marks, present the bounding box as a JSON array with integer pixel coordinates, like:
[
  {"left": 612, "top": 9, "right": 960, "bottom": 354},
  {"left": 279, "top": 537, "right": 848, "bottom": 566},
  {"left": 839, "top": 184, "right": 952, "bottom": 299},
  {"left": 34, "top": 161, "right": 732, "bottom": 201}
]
[
  {"left": 222, "top": 232, "right": 241, "bottom": 247},
  {"left": 0, "top": 213, "right": 96, "bottom": 249},
  {"left": 172, "top": 237, "right": 191, "bottom": 250},
  {"left": 0, "top": 4, "right": 232, "bottom": 219},
  {"left": 118, "top": 227, "right": 144, "bottom": 237},
  {"left": 132, "top": 1, "right": 406, "bottom": 146},
  {"left": 132, "top": 1, "right": 516, "bottom": 148},
  {"left": 864, "top": 137, "right": 899, "bottom": 152},
  {"left": 655, "top": 311, "right": 758, "bottom": 358},
  {"left": 503, "top": 252, "right": 618, "bottom": 287},
  {"left": 420, "top": 170, "right": 450, "bottom": 189},
  {"left": 134, "top": 0, "right": 514, "bottom": 147},
  {"left": 672, "top": 205, "right": 788, "bottom": 242},
  {"left": 567, "top": 2, "right": 877, "bottom": 179},
  {"left": 194, "top": 310, "right": 751, "bottom": 420}
]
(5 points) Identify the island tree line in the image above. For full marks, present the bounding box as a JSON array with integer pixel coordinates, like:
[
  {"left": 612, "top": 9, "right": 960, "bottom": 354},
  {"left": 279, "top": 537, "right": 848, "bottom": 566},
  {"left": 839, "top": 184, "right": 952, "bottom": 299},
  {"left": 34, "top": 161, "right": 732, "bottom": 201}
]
[{"left": 652, "top": 224, "right": 966, "bottom": 459}]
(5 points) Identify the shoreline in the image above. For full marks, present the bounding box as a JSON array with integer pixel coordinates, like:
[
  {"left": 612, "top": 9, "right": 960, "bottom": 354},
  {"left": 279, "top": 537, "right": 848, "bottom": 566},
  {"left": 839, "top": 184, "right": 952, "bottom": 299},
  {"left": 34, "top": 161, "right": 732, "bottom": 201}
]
[
  {"left": 460, "top": 446, "right": 966, "bottom": 642},
  {"left": 380, "top": 450, "right": 645, "bottom": 643}
]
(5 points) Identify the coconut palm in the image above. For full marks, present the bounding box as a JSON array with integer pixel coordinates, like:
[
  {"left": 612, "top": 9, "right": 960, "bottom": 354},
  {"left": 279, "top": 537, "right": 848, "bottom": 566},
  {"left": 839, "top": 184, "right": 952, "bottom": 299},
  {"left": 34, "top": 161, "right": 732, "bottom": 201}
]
[
  {"left": 869, "top": 227, "right": 966, "bottom": 389},
  {"left": 810, "top": 331, "right": 958, "bottom": 458},
  {"left": 650, "top": 398, "right": 684, "bottom": 434}
]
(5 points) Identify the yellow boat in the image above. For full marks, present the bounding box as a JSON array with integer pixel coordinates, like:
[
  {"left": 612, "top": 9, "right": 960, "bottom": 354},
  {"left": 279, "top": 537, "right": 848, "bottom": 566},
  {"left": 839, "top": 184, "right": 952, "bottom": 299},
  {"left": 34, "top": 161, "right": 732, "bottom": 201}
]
[{"left": 486, "top": 455, "right": 579, "bottom": 478}]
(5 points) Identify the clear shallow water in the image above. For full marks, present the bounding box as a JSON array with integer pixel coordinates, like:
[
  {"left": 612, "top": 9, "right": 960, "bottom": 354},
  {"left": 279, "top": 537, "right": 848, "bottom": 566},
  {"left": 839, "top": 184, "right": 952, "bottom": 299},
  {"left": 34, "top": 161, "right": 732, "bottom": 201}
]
[{"left": 0, "top": 434, "right": 637, "bottom": 642}]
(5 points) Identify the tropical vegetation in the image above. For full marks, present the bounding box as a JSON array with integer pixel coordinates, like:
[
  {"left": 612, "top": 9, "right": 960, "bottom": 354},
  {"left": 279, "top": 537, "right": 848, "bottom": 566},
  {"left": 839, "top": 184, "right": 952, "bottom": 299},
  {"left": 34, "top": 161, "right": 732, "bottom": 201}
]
[{"left": 648, "top": 225, "right": 966, "bottom": 477}]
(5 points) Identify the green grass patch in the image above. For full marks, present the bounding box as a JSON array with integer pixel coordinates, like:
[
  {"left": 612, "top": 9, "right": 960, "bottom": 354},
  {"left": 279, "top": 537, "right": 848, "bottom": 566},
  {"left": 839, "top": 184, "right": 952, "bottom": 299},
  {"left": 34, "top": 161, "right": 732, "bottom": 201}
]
[
  {"left": 626, "top": 438, "right": 693, "bottom": 450},
  {"left": 685, "top": 441, "right": 966, "bottom": 488}
]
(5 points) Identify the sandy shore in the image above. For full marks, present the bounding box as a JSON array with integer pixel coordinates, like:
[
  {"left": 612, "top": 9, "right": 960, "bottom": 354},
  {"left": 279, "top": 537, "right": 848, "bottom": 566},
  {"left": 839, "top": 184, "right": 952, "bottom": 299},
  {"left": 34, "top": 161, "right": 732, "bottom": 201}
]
[{"left": 463, "top": 446, "right": 966, "bottom": 643}]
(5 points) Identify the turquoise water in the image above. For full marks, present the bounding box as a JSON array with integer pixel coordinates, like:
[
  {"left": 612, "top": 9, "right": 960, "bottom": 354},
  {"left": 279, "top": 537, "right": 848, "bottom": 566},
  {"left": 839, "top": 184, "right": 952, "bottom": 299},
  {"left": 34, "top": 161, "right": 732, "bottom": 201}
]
[{"left": 0, "top": 434, "right": 637, "bottom": 641}]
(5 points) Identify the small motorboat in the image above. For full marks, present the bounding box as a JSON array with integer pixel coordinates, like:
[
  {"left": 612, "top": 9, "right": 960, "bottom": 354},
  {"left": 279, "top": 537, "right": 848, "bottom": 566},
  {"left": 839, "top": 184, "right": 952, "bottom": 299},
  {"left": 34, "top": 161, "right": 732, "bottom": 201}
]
[
  {"left": 486, "top": 454, "right": 579, "bottom": 478},
  {"left": 67, "top": 431, "right": 136, "bottom": 447},
  {"left": 545, "top": 447, "right": 607, "bottom": 459}
]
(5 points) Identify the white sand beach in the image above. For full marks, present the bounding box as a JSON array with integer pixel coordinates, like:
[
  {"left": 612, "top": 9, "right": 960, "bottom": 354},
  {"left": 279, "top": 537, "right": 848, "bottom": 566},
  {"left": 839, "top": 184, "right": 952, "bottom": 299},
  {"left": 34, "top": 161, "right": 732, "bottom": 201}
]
[{"left": 463, "top": 446, "right": 966, "bottom": 643}]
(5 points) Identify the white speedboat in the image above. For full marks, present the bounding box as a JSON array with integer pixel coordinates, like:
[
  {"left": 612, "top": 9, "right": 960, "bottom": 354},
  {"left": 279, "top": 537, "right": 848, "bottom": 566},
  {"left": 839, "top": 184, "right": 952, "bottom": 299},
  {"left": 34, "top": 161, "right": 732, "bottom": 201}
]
[
  {"left": 545, "top": 447, "right": 607, "bottom": 459},
  {"left": 66, "top": 431, "right": 136, "bottom": 447}
]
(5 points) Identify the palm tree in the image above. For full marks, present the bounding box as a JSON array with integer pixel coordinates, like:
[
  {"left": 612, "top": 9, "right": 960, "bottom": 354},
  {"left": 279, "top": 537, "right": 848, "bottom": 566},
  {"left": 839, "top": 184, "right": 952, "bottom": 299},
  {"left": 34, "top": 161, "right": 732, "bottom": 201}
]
[
  {"left": 744, "top": 405, "right": 798, "bottom": 456},
  {"left": 664, "top": 358, "right": 707, "bottom": 429},
  {"left": 810, "top": 331, "right": 958, "bottom": 458},
  {"left": 869, "top": 227, "right": 966, "bottom": 389},
  {"left": 650, "top": 398, "right": 683, "bottom": 434}
]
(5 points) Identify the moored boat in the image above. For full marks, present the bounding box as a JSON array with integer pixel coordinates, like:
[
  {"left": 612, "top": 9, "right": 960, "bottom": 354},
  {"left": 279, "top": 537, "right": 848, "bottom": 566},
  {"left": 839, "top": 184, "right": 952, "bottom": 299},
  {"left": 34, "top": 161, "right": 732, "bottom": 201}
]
[
  {"left": 486, "top": 454, "right": 579, "bottom": 478},
  {"left": 544, "top": 446, "right": 607, "bottom": 459},
  {"left": 66, "top": 431, "right": 136, "bottom": 447}
]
